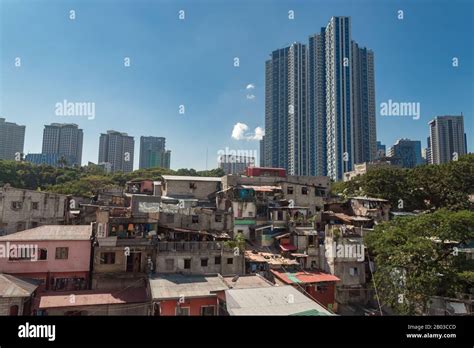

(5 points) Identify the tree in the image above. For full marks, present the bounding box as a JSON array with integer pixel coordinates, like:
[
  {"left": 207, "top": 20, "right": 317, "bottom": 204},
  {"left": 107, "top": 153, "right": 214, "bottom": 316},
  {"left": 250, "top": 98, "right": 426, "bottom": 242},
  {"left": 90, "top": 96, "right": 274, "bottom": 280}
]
[{"left": 364, "top": 209, "right": 474, "bottom": 315}]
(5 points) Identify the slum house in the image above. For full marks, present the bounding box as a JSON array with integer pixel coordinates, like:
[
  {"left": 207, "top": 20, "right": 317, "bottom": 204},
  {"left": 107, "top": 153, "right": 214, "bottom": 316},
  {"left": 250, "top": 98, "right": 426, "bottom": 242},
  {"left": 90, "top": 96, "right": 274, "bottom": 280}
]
[
  {"left": 91, "top": 198, "right": 159, "bottom": 290},
  {"left": 221, "top": 167, "right": 330, "bottom": 217},
  {"left": 270, "top": 269, "right": 340, "bottom": 312},
  {"left": 149, "top": 273, "right": 229, "bottom": 316},
  {"left": 0, "top": 273, "right": 39, "bottom": 315},
  {"left": 0, "top": 226, "right": 93, "bottom": 293},
  {"left": 0, "top": 185, "right": 71, "bottom": 235},
  {"left": 35, "top": 287, "right": 150, "bottom": 316},
  {"left": 322, "top": 220, "right": 369, "bottom": 307}
]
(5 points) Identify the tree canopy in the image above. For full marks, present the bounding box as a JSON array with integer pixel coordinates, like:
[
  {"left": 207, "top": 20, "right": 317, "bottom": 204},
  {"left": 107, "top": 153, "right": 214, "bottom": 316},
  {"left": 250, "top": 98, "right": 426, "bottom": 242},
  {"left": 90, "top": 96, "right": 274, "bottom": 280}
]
[
  {"left": 331, "top": 154, "right": 474, "bottom": 211},
  {"left": 0, "top": 160, "right": 225, "bottom": 197},
  {"left": 365, "top": 209, "right": 474, "bottom": 315}
]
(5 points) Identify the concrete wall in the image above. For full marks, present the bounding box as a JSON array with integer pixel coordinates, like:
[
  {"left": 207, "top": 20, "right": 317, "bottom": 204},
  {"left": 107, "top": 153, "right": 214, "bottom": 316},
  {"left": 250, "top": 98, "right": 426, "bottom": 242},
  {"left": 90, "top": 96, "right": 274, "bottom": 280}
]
[
  {"left": 0, "top": 240, "right": 91, "bottom": 274},
  {"left": 0, "top": 297, "right": 27, "bottom": 315},
  {"left": 163, "top": 180, "right": 221, "bottom": 200},
  {"left": 0, "top": 187, "right": 67, "bottom": 235},
  {"left": 155, "top": 249, "right": 243, "bottom": 276}
]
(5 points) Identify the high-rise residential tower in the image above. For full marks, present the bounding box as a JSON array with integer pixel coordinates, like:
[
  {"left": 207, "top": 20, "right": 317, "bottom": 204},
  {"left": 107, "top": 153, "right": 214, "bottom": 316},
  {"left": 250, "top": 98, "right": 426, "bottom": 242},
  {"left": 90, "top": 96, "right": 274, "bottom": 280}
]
[
  {"left": 428, "top": 115, "right": 467, "bottom": 164},
  {"left": 0, "top": 118, "right": 25, "bottom": 161},
  {"left": 139, "top": 136, "right": 171, "bottom": 169},
  {"left": 98, "top": 130, "right": 135, "bottom": 173},
  {"left": 264, "top": 47, "right": 290, "bottom": 170},
  {"left": 42, "top": 123, "right": 83, "bottom": 166},
  {"left": 263, "top": 16, "right": 376, "bottom": 180}
]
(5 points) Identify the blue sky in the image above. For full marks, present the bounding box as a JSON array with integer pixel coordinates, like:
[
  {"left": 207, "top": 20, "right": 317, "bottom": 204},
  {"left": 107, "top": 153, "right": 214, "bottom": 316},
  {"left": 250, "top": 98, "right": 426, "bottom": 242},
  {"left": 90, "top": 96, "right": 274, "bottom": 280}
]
[{"left": 1, "top": 0, "right": 473, "bottom": 170}]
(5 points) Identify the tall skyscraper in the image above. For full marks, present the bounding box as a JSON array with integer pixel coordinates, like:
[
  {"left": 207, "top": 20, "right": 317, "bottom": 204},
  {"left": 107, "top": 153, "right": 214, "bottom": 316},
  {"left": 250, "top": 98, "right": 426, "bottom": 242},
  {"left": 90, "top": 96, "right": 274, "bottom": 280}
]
[
  {"left": 139, "top": 136, "right": 171, "bottom": 169},
  {"left": 388, "top": 139, "right": 423, "bottom": 168},
  {"left": 98, "top": 130, "right": 135, "bottom": 173},
  {"left": 287, "top": 42, "right": 309, "bottom": 175},
  {"left": 325, "top": 16, "right": 354, "bottom": 181},
  {"left": 428, "top": 115, "right": 467, "bottom": 164},
  {"left": 0, "top": 118, "right": 25, "bottom": 161},
  {"left": 263, "top": 16, "right": 376, "bottom": 180},
  {"left": 352, "top": 42, "right": 376, "bottom": 164},
  {"left": 264, "top": 47, "right": 289, "bottom": 170},
  {"left": 308, "top": 31, "right": 327, "bottom": 176},
  {"left": 41, "top": 123, "right": 83, "bottom": 166}
]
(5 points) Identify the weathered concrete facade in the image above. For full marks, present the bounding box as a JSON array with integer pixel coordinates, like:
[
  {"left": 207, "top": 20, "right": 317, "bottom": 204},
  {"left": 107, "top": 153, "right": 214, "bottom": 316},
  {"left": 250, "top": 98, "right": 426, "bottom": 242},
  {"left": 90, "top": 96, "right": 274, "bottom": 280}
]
[{"left": 0, "top": 185, "right": 69, "bottom": 235}]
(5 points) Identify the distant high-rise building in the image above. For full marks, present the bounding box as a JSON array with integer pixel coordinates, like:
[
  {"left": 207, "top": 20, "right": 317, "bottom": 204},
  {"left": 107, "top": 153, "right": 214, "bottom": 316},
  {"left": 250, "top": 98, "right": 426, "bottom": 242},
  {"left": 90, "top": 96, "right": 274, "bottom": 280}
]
[
  {"left": 376, "top": 141, "right": 386, "bottom": 159},
  {"left": 428, "top": 115, "right": 467, "bottom": 164},
  {"left": 264, "top": 46, "right": 289, "bottom": 170},
  {"left": 98, "top": 130, "right": 134, "bottom": 173},
  {"left": 308, "top": 31, "right": 327, "bottom": 176},
  {"left": 259, "top": 136, "right": 265, "bottom": 167},
  {"left": 352, "top": 42, "right": 376, "bottom": 165},
  {"left": 263, "top": 16, "right": 376, "bottom": 180},
  {"left": 0, "top": 118, "right": 25, "bottom": 161},
  {"left": 218, "top": 154, "right": 255, "bottom": 175},
  {"left": 388, "top": 139, "right": 423, "bottom": 168},
  {"left": 42, "top": 123, "right": 83, "bottom": 166},
  {"left": 139, "top": 136, "right": 171, "bottom": 169}
]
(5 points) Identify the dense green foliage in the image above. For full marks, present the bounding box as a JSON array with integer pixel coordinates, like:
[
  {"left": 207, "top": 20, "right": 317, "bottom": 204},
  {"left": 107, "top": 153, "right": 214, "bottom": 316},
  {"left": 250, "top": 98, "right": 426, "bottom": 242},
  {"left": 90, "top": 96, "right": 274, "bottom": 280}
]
[
  {"left": 0, "top": 160, "right": 225, "bottom": 197},
  {"left": 331, "top": 154, "right": 474, "bottom": 211},
  {"left": 365, "top": 209, "right": 474, "bottom": 315}
]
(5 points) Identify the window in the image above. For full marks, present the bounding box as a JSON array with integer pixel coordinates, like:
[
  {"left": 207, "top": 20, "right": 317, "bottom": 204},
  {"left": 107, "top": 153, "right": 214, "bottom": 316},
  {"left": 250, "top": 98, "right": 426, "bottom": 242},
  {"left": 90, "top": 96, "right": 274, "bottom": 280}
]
[
  {"left": 247, "top": 211, "right": 254, "bottom": 217},
  {"left": 100, "top": 252, "right": 115, "bottom": 264},
  {"left": 32, "top": 202, "right": 39, "bottom": 210},
  {"left": 11, "top": 201, "right": 23, "bottom": 210},
  {"left": 184, "top": 259, "right": 191, "bottom": 269},
  {"left": 38, "top": 248, "right": 48, "bottom": 260},
  {"left": 349, "top": 267, "right": 359, "bottom": 276},
  {"left": 287, "top": 186, "right": 294, "bottom": 195},
  {"left": 227, "top": 258, "right": 233, "bottom": 265},
  {"left": 192, "top": 215, "right": 199, "bottom": 223},
  {"left": 214, "top": 256, "right": 221, "bottom": 265},
  {"left": 315, "top": 188, "right": 326, "bottom": 197},
  {"left": 189, "top": 183, "right": 196, "bottom": 189},
  {"left": 165, "top": 259, "right": 174, "bottom": 271},
  {"left": 200, "top": 306, "right": 215, "bottom": 316},
  {"left": 277, "top": 211, "right": 284, "bottom": 221},
  {"left": 176, "top": 307, "right": 190, "bottom": 316},
  {"left": 215, "top": 214, "right": 222, "bottom": 222},
  {"left": 301, "top": 187, "right": 308, "bottom": 195},
  {"left": 55, "top": 247, "right": 69, "bottom": 260},
  {"left": 201, "top": 258, "right": 208, "bottom": 267},
  {"left": 16, "top": 222, "right": 26, "bottom": 231}
]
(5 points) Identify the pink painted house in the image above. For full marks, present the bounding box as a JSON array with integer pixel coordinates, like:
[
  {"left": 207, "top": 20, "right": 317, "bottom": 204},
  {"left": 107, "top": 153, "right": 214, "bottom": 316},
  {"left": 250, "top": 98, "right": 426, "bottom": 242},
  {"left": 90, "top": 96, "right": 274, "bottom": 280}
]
[{"left": 0, "top": 225, "right": 92, "bottom": 292}]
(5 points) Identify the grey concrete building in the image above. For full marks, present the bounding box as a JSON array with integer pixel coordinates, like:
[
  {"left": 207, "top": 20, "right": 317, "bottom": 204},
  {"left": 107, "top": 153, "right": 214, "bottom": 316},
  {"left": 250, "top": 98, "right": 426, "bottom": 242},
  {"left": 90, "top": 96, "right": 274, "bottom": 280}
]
[
  {"left": 0, "top": 185, "right": 69, "bottom": 235},
  {"left": 428, "top": 115, "right": 467, "bottom": 164},
  {"left": 0, "top": 118, "right": 25, "bottom": 161},
  {"left": 98, "top": 130, "right": 135, "bottom": 173},
  {"left": 42, "top": 123, "right": 83, "bottom": 166}
]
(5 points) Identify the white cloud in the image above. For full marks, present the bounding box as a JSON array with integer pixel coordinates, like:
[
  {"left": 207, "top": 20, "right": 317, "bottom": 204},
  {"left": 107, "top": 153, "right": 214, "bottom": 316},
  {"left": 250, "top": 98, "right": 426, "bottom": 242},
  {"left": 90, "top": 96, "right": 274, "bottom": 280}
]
[
  {"left": 231, "top": 123, "right": 265, "bottom": 141},
  {"left": 246, "top": 94, "right": 255, "bottom": 100},
  {"left": 246, "top": 83, "right": 255, "bottom": 90}
]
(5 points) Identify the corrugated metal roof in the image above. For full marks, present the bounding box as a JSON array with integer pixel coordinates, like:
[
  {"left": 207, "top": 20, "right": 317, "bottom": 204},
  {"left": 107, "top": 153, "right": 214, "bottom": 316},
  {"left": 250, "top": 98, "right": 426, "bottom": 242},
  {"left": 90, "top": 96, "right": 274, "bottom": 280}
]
[
  {"left": 0, "top": 225, "right": 92, "bottom": 241},
  {"left": 149, "top": 274, "right": 228, "bottom": 300},
  {"left": 0, "top": 274, "right": 39, "bottom": 298},
  {"left": 225, "top": 285, "right": 333, "bottom": 316},
  {"left": 162, "top": 175, "right": 221, "bottom": 182}
]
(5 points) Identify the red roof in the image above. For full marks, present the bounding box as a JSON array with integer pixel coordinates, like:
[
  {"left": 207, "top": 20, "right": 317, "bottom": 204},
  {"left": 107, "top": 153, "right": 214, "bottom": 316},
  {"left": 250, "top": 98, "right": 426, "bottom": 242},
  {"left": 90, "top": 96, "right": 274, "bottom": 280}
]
[{"left": 271, "top": 270, "right": 340, "bottom": 284}]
